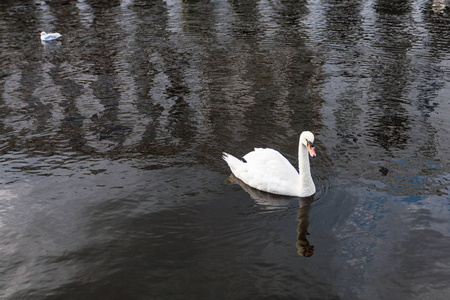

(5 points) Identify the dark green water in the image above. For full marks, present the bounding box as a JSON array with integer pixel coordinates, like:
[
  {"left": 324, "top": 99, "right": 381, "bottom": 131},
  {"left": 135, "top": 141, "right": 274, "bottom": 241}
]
[{"left": 0, "top": 0, "right": 449, "bottom": 299}]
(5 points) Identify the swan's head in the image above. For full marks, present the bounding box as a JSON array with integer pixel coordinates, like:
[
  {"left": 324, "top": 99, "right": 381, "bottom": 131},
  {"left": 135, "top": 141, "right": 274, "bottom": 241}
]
[
  {"left": 300, "top": 131, "right": 316, "bottom": 157},
  {"left": 41, "top": 32, "right": 46, "bottom": 36},
  {"left": 297, "top": 241, "right": 314, "bottom": 257}
]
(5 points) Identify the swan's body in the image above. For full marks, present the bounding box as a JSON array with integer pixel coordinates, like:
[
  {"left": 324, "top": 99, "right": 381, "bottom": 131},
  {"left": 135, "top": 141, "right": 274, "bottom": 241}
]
[
  {"left": 223, "top": 131, "right": 316, "bottom": 197},
  {"left": 40, "top": 31, "right": 62, "bottom": 41}
]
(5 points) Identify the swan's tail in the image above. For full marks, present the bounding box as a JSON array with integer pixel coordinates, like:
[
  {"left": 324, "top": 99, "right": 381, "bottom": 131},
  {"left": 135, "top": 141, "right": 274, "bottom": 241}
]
[{"left": 222, "top": 152, "right": 244, "bottom": 174}]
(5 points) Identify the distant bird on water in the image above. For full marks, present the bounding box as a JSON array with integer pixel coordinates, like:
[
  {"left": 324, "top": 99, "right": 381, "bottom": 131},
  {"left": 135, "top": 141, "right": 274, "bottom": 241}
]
[{"left": 40, "top": 31, "right": 62, "bottom": 42}]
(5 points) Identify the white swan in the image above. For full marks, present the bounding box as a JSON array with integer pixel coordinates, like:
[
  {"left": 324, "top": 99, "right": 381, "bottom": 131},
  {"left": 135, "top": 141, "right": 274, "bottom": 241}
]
[
  {"left": 223, "top": 131, "right": 316, "bottom": 197},
  {"left": 40, "top": 31, "right": 62, "bottom": 41}
]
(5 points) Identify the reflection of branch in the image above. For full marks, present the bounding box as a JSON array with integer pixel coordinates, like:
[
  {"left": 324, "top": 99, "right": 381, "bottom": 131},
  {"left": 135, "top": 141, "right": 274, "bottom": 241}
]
[
  {"left": 296, "top": 196, "right": 314, "bottom": 257},
  {"left": 226, "top": 174, "right": 315, "bottom": 257}
]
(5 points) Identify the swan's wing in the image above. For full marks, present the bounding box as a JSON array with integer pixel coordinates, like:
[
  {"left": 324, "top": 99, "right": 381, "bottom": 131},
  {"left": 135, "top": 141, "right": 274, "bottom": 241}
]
[
  {"left": 239, "top": 148, "right": 299, "bottom": 195},
  {"left": 243, "top": 148, "right": 298, "bottom": 177}
]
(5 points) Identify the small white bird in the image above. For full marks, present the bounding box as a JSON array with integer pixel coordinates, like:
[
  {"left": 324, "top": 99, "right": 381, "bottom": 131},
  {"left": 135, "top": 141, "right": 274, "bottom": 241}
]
[{"left": 40, "top": 31, "right": 62, "bottom": 41}]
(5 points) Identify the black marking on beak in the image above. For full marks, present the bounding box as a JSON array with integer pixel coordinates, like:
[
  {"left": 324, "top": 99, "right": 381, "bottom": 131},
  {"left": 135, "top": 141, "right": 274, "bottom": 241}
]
[{"left": 307, "top": 140, "right": 314, "bottom": 148}]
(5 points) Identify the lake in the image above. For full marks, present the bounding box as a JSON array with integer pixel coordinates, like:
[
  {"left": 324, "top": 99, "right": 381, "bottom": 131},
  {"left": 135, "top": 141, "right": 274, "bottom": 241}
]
[{"left": 0, "top": 0, "right": 449, "bottom": 299}]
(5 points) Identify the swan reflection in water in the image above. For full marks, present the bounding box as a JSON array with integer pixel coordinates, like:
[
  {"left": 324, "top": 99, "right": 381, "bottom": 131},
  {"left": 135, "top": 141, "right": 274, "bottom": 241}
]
[
  {"left": 226, "top": 174, "right": 315, "bottom": 257},
  {"left": 295, "top": 195, "right": 314, "bottom": 257}
]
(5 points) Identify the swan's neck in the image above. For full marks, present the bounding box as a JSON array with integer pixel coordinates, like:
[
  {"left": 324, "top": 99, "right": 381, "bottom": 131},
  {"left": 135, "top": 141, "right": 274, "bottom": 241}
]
[{"left": 298, "top": 143, "right": 314, "bottom": 190}]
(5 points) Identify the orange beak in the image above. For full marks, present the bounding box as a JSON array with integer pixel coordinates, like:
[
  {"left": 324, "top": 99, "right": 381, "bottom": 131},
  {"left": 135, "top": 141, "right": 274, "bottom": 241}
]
[{"left": 308, "top": 144, "right": 316, "bottom": 157}]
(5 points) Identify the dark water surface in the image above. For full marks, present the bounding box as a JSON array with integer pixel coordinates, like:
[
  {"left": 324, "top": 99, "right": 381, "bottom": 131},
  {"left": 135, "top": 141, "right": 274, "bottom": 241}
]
[{"left": 1, "top": 0, "right": 449, "bottom": 299}]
